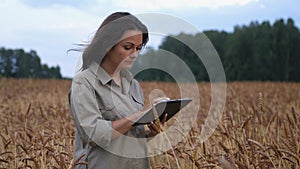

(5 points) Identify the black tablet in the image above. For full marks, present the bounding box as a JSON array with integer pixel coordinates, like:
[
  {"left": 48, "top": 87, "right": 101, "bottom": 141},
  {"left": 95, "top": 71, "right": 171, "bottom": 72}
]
[{"left": 132, "top": 98, "right": 192, "bottom": 126}]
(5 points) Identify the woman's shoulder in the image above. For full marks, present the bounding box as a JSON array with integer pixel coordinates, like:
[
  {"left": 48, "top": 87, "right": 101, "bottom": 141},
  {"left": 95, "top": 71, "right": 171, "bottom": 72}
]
[
  {"left": 72, "top": 68, "right": 96, "bottom": 85},
  {"left": 131, "top": 78, "right": 140, "bottom": 86},
  {"left": 130, "top": 78, "right": 143, "bottom": 93},
  {"left": 131, "top": 78, "right": 141, "bottom": 87}
]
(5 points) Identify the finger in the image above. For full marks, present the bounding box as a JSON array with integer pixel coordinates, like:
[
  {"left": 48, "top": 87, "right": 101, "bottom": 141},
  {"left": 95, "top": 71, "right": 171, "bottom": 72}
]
[
  {"left": 148, "top": 122, "right": 158, "bottom": 132},
  {"left": 161, "top": 113, "right": 168, "bottom": 126},
  {"left": 149, "top": 122, "right": 160, "bottom": 133}
]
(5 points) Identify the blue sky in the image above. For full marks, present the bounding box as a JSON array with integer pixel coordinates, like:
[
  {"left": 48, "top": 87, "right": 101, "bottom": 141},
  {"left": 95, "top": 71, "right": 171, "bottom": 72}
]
[{"left": 1, "top": 0, "right": 299, "bottom": 77}]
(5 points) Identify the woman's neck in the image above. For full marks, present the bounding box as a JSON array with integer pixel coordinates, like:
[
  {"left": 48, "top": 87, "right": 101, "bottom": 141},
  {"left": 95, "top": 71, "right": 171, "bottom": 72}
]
[{"left": 100, "top": 62, "right": 121, "bottom": 86}]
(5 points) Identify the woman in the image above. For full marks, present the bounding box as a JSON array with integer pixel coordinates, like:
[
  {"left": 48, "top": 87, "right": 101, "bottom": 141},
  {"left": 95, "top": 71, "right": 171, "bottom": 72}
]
[{"left": 69, "top": 12, "right": 166, "bottom": 169}]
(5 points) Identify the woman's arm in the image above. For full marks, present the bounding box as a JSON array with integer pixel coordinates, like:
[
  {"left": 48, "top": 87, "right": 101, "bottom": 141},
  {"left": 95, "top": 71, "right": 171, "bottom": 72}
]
[
  {"left": 111, "top": 109, "right": 145, "bottom": 139},
  {"left": 71, "top": 76, "right": 168, "bottom": 143},
  {"left": 145, "top": 113, "right": 168, "bottom": 141},
  {"left": 112, "top": 108, "right": 168, "bottom": 140}
]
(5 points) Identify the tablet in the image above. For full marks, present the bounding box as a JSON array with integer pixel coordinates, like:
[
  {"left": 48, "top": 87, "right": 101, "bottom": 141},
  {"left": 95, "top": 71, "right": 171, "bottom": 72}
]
[{"left": 132, "top": 98, "right": 192, "bottom": 126}]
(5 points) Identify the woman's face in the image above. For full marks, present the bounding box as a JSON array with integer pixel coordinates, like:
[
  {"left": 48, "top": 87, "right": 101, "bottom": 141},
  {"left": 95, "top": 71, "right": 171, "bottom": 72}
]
[{"left": 103, "top": 30, "right": 143, "bottom": 71}]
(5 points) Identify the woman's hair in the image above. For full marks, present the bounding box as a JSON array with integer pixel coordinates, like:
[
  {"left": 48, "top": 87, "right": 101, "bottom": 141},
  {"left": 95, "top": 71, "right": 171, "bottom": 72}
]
[{"left": 81, "top": 12, "right": 149, "bottom": 70}]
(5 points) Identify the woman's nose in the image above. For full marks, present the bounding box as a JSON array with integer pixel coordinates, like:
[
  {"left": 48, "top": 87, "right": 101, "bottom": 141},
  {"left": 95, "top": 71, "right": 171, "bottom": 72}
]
[{"left": 130, "top": 50, "right": 139, "bottom": 58}]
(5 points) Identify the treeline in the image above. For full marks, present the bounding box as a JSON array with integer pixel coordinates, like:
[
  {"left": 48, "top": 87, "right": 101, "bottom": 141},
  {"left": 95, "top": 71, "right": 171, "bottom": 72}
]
[
  {"left": 135, "top": 18, "right": 300, "bottom": 82},
  {"left": 0, "top": 47, "right": 62, "bottom": 79}
]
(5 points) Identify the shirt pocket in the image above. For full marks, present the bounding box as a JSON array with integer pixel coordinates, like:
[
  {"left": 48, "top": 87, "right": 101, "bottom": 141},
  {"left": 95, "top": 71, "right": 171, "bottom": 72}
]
[
  {"left": 131, "top": 94, "right": 144, "bottom": 111},
  {"left": 98, "top": 100, "right": 121, "bottom": 121}
]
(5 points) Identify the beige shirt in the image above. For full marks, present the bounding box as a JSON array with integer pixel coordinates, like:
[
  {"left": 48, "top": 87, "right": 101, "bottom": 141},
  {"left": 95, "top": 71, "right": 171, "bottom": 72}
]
[{"left": 69, "top": 62, "right": 150, "bottom": 169}]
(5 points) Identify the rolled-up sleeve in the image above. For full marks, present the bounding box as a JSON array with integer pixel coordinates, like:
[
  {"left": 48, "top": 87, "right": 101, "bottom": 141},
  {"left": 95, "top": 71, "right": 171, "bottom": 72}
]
[{"left": 70, "top": 77, "right": 112, "bottom": 148}]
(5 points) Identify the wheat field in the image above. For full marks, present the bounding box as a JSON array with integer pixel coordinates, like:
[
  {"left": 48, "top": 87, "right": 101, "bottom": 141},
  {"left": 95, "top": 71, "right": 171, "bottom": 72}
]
[{"left": 0, "top": 78, "right": 299, "bottom": 169}]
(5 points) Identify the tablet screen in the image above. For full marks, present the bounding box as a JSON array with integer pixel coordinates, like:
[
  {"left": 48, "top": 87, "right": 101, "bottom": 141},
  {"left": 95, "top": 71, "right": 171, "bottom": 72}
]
[{"left": 132, "top": 98, "right": 192, "bottom": 126}]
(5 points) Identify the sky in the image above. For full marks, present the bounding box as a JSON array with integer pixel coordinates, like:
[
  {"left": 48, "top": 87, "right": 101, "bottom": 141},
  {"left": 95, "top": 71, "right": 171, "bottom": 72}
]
[{"left": 0, "top": 0, "right": 299, "bottom": 78}]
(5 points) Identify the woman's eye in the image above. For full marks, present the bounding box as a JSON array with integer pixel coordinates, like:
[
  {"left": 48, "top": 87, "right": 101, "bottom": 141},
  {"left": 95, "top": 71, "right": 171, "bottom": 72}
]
[
  {"left": 124, "top": 46, "right": 132, "bottom": 50},
  {"left": 123, "top": 45, "right": 142, "bottom": 51}
]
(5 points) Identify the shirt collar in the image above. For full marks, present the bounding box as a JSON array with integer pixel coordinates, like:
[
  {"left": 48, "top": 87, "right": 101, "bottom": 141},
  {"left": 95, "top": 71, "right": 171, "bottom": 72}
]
[
  {"left": 120, "top": 69, "right": 134, "bottom": 95},
  {"left": 89, "top": 62, "right": 111, "bottom": 85},
  {"left": 120, "top": 69, "right": 134, "bottom": 82},
  {"left": 88, "top": 62, "right": 134, "bottom": 85}
]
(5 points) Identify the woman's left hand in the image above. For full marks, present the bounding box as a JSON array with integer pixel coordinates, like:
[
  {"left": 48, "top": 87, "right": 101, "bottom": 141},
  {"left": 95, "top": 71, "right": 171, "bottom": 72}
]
[{"left": 146, "top": 113, "right": 167, "bottom": 138}]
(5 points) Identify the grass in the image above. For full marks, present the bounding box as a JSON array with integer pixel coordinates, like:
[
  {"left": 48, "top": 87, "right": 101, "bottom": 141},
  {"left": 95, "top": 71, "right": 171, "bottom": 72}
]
[{"left": 0, "top": 79, "right": 299, "bottom": 168}]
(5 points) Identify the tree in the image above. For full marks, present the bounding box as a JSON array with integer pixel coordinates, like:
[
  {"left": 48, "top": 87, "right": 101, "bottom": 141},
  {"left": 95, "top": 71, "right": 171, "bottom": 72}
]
[
  {"left": 136, "top": 18, "right": 300, "bottom": 82},
  {"left": 0, "top": 47, "right": 62, "bottom": 79}
]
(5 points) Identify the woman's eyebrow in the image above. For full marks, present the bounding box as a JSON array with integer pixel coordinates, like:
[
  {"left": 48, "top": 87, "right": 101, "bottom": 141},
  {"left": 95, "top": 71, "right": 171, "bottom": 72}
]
[
  {"left": 123, "top": 41, "right": 142, "bottom": 46},
  {"left": 123, "top": 42, "right": 134, "bottom": 45}
]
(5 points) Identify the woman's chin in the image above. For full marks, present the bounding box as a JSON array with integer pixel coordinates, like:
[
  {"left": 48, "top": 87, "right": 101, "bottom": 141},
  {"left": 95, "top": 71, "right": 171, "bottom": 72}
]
[
  {"left": 126, "top": 65, "right": 133, "bottom": 69},
  {"left": 122, "top": 63, "right": 134, "bottom": 69}
]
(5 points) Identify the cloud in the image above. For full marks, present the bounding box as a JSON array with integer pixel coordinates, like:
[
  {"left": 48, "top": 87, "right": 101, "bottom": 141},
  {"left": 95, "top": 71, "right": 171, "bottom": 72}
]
[
  {"left": 19, "top": 0, "right": 95, "bottom": 9},
  {"left": 1, "top": 0, "right": 299, "bottom": 77},
  {"left": 0, "top": 0, "right": 103, "bottom": 77},
  {"left": 108, "top": 0, "right": 257, "bottom": 12},
  {"left": 18, "top": 0, "right": 258, "bottom": 12},
  {"left": 2, "top": 0, "right": 260, "bottom": 35},
  {"left": 4, "top": 1, "right": 98, "bottom": 30}
]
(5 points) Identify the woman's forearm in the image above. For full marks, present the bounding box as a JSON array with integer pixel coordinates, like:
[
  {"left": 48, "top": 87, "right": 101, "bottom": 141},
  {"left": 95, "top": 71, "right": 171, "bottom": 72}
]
[{"left": 111, "top": 111, "right": 143, "bottom": 139}]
